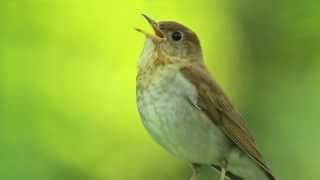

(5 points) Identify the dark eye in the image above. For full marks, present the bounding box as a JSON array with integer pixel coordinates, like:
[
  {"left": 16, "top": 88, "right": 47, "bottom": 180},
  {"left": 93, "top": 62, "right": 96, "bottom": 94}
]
[{"left": 171, "top": 31, "right": 182, "bottom": 41}]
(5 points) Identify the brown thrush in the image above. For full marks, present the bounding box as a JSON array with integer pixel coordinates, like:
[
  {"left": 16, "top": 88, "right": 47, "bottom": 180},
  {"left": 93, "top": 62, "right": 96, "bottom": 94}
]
[{"left": 136, "top": 14, "right": 275, "bottom": 180}]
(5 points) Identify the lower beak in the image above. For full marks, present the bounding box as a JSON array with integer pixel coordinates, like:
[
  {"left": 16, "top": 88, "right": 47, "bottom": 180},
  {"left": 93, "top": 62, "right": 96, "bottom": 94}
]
[{"left": 135, "top": 14, "right": 165, "bottom": 42}]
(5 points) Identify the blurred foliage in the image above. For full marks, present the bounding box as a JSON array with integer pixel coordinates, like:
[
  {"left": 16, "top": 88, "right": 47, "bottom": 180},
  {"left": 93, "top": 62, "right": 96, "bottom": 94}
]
[{"left": 0, "top": 0, "right": 319, "bottom": 180}]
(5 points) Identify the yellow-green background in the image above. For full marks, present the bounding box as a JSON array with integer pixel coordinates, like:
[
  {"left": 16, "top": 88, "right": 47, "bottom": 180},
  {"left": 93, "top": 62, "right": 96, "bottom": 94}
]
[{"left": 1, "top": 0, "right": 320, "bottom": 179}]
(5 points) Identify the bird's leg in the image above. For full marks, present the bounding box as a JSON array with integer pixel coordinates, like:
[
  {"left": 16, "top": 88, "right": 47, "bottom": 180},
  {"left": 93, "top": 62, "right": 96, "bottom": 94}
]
[
  {"left": 219, "top": 160, "right": 227, "bottom": 180},
  {"left": 219, "top": 167, "right": 226, "bottom": 180},
  {"left": 190, "top": 163, "right": 201, "bottom": 180}
]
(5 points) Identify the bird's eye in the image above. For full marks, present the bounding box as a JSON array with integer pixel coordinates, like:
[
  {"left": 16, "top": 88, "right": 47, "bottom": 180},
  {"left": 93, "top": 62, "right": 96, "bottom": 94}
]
[{"left": 171, "top": 31, "right": 182, "bottom": 41}]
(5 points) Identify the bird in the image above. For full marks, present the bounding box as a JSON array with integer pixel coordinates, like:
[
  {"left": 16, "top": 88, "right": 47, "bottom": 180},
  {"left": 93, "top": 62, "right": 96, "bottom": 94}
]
[{"left": 135, "top": 14, "right": 275, "bottom": 180}]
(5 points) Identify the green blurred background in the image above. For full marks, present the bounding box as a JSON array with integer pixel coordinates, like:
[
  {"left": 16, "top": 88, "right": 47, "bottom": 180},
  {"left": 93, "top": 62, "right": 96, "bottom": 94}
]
[{"left": 1, "top": 0, "right": 320, "bottom": 179}]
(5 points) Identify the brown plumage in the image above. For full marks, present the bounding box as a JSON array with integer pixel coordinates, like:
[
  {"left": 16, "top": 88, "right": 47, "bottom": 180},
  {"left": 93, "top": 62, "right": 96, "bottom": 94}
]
[
  {"left": 180, "top": 64, "right": 275, "bottom": 180},
  {"left": 136, "top": 14, "right": 275, "bottom": 180}
]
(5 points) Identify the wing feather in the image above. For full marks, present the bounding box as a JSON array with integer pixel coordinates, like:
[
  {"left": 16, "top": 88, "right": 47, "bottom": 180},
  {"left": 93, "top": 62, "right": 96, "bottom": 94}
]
[{"left": 180, "top": 64, "right": 275, "bottom": 180}]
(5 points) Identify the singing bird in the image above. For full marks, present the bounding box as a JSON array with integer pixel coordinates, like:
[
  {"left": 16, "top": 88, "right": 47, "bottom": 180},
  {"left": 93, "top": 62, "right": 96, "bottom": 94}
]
[{"left": 136, "top": 14, "right": 275, "bottom": 180}]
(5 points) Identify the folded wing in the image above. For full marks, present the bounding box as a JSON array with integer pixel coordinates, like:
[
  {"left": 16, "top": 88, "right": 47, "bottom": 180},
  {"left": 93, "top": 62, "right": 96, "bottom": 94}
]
[{"left": 180, "top": 63, "right": 275, "bottom": 180}]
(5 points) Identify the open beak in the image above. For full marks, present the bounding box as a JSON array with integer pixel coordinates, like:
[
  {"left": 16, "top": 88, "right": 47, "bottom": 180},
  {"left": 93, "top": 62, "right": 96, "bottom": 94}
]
[{"left": 135, "top": 14, "right": 165, "bottom": 42}]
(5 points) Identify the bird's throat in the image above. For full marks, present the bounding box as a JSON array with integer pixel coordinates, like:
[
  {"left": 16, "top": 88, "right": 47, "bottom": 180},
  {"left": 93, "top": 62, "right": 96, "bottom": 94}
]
[{"left": 138, "top": 39, "right": 159, "bottom": 69}]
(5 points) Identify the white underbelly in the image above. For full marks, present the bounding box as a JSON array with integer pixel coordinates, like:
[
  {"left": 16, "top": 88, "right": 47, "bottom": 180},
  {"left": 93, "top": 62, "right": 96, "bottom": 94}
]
[{"left": 137, "top": 70, "right": 231, "bottom": 164}]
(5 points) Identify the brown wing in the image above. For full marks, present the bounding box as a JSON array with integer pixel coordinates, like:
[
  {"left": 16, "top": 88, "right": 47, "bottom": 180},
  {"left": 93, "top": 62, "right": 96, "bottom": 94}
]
[{"left": 180, "top": 63, "right": 275, "bottom": 180}]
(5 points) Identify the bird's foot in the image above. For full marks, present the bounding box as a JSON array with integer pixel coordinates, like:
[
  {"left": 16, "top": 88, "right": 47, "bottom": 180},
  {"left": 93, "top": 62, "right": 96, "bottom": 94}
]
[
  {"left": 190, "top": 163, "right": 201, "bottom": 180},
  {"left": 191, "top": 173, "right": 197, "bottom": 180},
  {"left": 219, "top": 160, "right": 227, "bottom": 180},
  {"left": 219, "top": 167, "right": 226, "bottom": 180}
]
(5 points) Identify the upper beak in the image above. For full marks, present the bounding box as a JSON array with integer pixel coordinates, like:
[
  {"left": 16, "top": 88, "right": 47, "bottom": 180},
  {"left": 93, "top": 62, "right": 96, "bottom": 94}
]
[{"left": 135, "top": 14, "right": 165, "bottom": 42}]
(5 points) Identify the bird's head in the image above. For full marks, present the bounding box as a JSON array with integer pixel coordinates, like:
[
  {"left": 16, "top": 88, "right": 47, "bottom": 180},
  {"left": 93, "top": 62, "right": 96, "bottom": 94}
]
[{"left": 136, "top": 14, "right": 203, "bottom": 62}]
